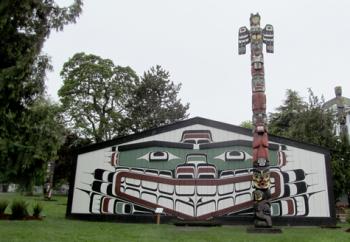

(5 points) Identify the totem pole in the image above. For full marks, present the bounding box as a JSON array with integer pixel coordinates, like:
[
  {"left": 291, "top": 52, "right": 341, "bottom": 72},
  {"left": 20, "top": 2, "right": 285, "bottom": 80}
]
[
  {"left": 335, "top": 86, "right": 348, "bottom": 137},
  {"left": 44, "top": 160, "right": 55, "bottom": 200},
  {"left": 238, "top": 13, "right": 274, "bottom": 228}
]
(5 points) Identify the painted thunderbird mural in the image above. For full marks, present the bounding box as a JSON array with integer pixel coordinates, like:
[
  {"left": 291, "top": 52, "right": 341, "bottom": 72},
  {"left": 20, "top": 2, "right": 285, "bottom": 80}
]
[{"left": 70, "top": 126, "right": 333, "bottom": 222}]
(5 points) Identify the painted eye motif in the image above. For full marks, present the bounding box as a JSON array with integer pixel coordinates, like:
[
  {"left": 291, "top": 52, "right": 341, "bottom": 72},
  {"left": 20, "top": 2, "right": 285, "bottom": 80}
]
[
  {"left": 138, "top": 151, "right": 179, "bottom": 162},
  {"left": 150, "top": 151, "right": 168, "bottom": 161},
  {"left": 214, "top": 151, "right": 252, "bottom": 162}
]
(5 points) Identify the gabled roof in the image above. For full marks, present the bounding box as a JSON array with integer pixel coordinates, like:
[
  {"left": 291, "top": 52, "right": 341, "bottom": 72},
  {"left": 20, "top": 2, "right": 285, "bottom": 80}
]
[{"left": 76, "top": 116, "right": 329, "bottom": 155}]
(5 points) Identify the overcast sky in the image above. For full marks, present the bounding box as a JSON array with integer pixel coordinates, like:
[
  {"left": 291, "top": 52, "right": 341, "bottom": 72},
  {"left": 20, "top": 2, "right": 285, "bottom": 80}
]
[{"left": 43, "top": 0, "right": 350, "bottom": 126}]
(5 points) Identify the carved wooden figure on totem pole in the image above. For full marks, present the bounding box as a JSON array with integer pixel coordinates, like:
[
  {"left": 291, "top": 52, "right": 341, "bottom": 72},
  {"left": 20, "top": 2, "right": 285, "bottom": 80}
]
[{"left": 238, "top": 13, "right": 274, "bottom": 228}]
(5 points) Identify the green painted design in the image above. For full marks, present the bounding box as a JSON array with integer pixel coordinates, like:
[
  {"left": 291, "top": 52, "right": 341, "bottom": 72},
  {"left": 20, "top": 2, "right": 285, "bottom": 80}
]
[
  {"left": 119, "top": 144, "right": 279, "bottom": 171},
  {"left": 119, "top": 147, "right": 188, "bottom": 170},
  {"left": 116, "top": 202, "right": 123, "bottom": 214},
  {"left": 271, "top": 203, "right": 280, "bottom": 216},
  {"left": 203, "top": 146, "right": 278, "bottom": 170}
]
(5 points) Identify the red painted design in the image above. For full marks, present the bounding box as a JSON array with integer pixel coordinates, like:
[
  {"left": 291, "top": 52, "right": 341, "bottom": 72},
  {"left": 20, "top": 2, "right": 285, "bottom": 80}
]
[
  {"left": 287, "top": 199, "right": 295, "bottom": 215},
  {"left": 176, "top": 167, "right": 195, "bottom": 174},
  {"left": 252, "top": 132, "right": 269, "bottom": 161},
  {"left": 252, "top": 92, "right": 266, "bottom": 113},
  {"left": 101, "top": 197, "right": 111, "bottom": 213},
  {"left": 197, "top": 167, "right": 216, "bottom": 173},
  {"left": 113, "top": 170, "right": 281, "bottom": 220}
]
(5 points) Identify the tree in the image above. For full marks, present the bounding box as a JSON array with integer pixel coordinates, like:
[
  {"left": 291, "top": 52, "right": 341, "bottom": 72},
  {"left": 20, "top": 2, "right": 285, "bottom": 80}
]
[
  {"left": 268, "top": 89, "right": 350, "bottom": 201},
  {"left": 268, "top": 89, "right": 307, "bottom": 137},
  {"left": 0, "top": 98, "right": 65, "bottom": 193},
  {"left": 58, "top": 53, "right": 139, "bottom": 142},
  {"left": 240, "top": 120, "right": 253, "bottom": 129},
  {"left": 0, "top": 0, "right": 83, "bottom": 110},
  {"left": 123, "top": 65, "right": 189, "bottom": 133},
  {"left": 53, "top": 132, "right": 91, "bottom": 187},
  {"left": 269, "top": 89, "right": 335, "bottom": 147},
  {"left": 0, "top": 0, "right": 83, "bottom": 188}
]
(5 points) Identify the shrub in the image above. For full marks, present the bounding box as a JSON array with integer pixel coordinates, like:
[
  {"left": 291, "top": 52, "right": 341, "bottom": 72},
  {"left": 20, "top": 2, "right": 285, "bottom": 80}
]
[
  {"left": 32, "top": 203, "right": 43, "bottom": 218},
  {"left": 0, "top": 200, "right": 9, "bottom": 215},
  {"left": 10, "top": 200, "right": 28, "bottom": 219}
]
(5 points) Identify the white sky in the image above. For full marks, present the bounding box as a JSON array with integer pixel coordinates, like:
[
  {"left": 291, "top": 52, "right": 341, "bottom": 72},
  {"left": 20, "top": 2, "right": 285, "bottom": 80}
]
[{"left": 43, "top": 0, "right": 350, "bottom": 126}]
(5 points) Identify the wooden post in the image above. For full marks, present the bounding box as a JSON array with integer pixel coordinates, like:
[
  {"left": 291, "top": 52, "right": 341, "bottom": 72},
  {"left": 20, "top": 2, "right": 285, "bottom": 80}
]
[
  {"left": 156, "top": 213, "right": 160, "bottom": 224},
  {"left": 155, "top": 207, "right": 163, "bottom": 225}
]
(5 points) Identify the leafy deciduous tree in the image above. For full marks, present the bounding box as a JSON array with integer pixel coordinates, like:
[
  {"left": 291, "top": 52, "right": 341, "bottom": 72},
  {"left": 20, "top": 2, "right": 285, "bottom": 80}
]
[{"left": 58, "top": 52, "right": 139, "bottom": 142}]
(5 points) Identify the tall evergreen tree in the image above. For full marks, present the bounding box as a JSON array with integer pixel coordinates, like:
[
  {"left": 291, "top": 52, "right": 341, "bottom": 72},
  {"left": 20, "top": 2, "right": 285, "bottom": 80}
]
[
  {"left": 269, "top": 89, "right": 335, "bottom": 147},
  {"left": 331, "top": 135, "right": 350, "bottom": 201},
  {"left": 0, "top": 98, "right": 65, "bottom": 192},
  {"left": 268, "top": 89, "right": 307, "bottom": 137},
  {"left": 268, "top": 89, "right": 350, "bottom": 200},
  {"left": 123, "top": 65, "right": 189, "bottom": 133},
  {"left": 0, "top": 0, "right": 83, "bottom": 110},
  {"left": 0, "top": 0, "right": 83, "bottom": 188}
]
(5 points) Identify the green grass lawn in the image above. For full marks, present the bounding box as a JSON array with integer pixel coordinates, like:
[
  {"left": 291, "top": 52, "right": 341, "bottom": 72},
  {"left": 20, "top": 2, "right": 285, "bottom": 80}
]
[{"left": 0, "top": 193, "right": 349, "bottom": 242}]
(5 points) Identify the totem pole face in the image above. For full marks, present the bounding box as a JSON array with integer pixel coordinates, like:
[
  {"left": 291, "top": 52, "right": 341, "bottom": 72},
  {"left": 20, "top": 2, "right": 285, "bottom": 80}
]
[
  {"left": 250, "top": 13, "right": 261, "bottom": 27},
  {"left": 252, "top": 76, "right": 265, "bottom": 92},
  {"left": 253, "top": 189, "right": 271, "bottom": 201},
  {"left": 253, "top": 168, "right": 271, "bottom": 189},
  {"left": 335, "top": 86, "right": 342, "bottom": 97}
]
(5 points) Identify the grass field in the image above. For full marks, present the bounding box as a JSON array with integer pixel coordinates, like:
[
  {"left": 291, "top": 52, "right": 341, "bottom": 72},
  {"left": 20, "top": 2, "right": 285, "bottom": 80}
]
[{"left": 0, "top": 193, "right": 349, "bottom": 242}]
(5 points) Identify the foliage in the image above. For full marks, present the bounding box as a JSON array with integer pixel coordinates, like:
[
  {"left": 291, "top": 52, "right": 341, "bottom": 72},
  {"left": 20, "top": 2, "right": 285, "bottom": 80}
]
[
  {"left": 269, "top": 89, "right": 335, "bottom": 147},
  {"left": 58, "top": 52, "right": 139, "bottom": 142},
  {"left": 123, "top": 65, "right": 189, "bottom": 133},
  {"left": 59, "top": 56, "right": 190, "bottom": 141},
  {"left": 10, "top": 200, "right": 28, "bottom": 219},
  {"left": 0, "top": 0, "right": 83, "bottom": 188},
  {"left": 268, "top": 89, "right": 350, "bottom": 201},
  {"left": 269, "top": 89, "right": 307, "bottom": 138},
  {"left": 0, "top": 200, "right": 8, "bottom": 215},
  {"left": 240, "top": 120, "right": 253, "bottom": 129},
  {"left": 331, "top": 135, "right": 350, "bottom": 200},
  {"left": 54, "top": 132, "right": 91, "bottom": 186},
  {"left": 32, "top": 203, "right": 43, "bottom": 218},
  {"left": 0, "top": 0, "right": 82, "bottom": 109},
  {"left": 1, "top": 98, "right": 65, "bottom": 192}
]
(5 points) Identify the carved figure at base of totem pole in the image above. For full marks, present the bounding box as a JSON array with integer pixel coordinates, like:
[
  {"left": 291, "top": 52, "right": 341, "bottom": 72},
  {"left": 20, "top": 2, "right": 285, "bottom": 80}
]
[{"left": 238, "top": 13, "right": 274, "bottom": 228}]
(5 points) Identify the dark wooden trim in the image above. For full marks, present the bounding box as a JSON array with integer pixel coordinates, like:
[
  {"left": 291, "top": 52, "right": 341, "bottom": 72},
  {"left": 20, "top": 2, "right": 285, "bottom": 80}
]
[
  {"left": 324, "top": 151, "right": 337, "bottom": 222},
  {"left": 66, "top": 153, "right": 78, "bottom": 218}
]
